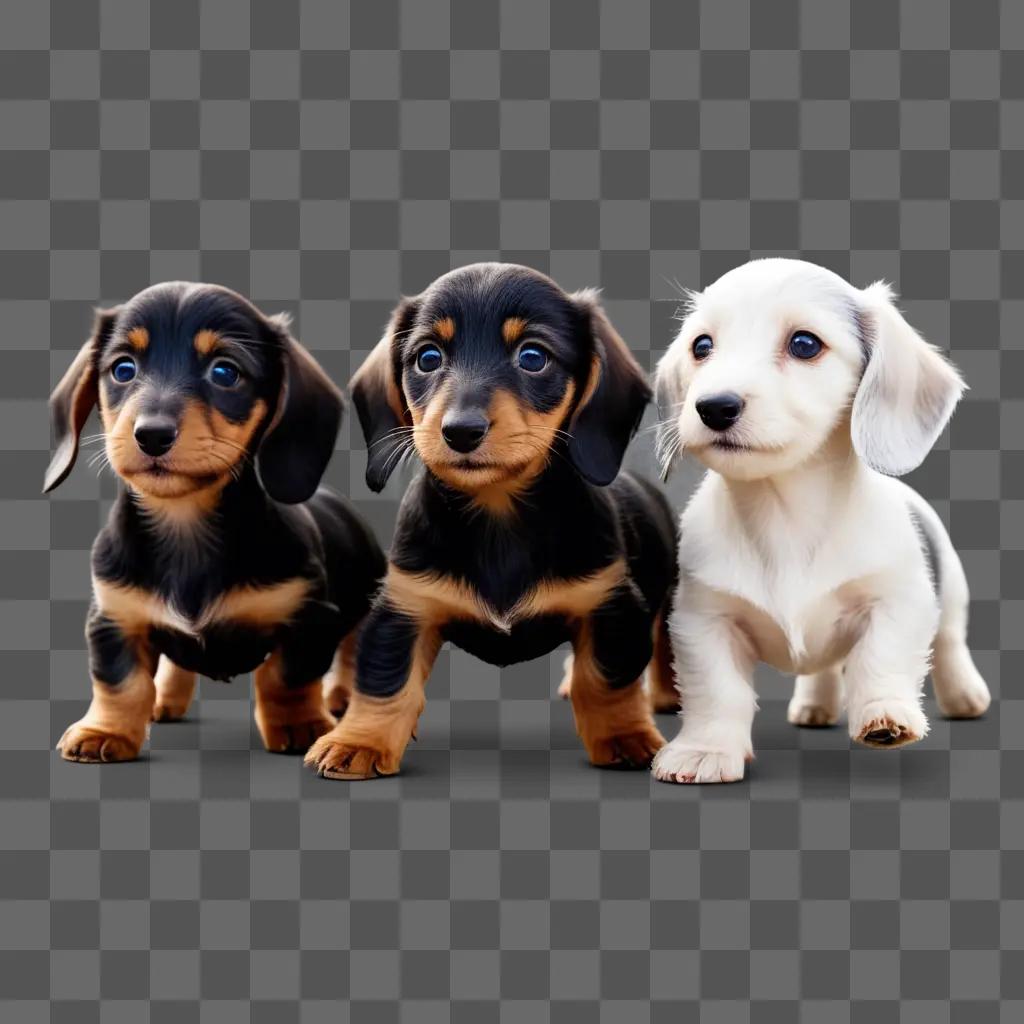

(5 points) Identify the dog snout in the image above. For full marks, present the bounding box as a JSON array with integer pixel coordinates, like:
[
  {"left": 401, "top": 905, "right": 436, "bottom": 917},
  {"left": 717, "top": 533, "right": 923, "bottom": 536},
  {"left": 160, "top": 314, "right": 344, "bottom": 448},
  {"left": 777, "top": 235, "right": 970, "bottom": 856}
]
[
  {"left": 134, "top": 415, "right": 178, "bottom": 457},
  {"left": 696, "top": 392, "right": 745, "bottom": 432},
  {"left": 441, "top": 410, "right": 489, "bottom": 454}
]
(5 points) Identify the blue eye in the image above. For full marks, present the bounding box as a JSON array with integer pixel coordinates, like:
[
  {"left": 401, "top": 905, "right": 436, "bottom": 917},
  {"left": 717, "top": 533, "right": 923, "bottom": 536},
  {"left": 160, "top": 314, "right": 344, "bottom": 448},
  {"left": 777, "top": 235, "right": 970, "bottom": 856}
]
[
  {"left": 417, "top": 345, "right": 443, "bottom": 372},
  {"left": 111, "top": 357, "right": 136, "bottom": 383},
  {"left": 209, "top": 360, "right": 241, "bottom": 388},
  {"left": 692, "top": 335, "right": 713, "bottom": 360},
  {"left": 788, "top": 331, "right": 823, "bottom": 360},
  {"left": 517, "top": 345, "right": 548, "bottom": 373}
]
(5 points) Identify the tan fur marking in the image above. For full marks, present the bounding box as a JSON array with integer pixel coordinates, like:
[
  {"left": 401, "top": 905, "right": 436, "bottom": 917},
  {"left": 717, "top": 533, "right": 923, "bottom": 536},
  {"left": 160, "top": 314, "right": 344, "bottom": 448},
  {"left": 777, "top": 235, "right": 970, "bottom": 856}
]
[
  {"left": 194, "top": 329, "right": 219, "bottom": 355},
  {"left": 521, "top": 560, "right": 627, "bottom": 619},
  {"left": 567, "top": 624, "right": 665, "bottom": 768},
  {"left": 57, "top": 667, "right": 156, "bottom": 763},
  {"left": 253, "top": 651, "right": 335, "bottom": 754},
  {"left": 152, "top": 657, "right": 197, "bottom": 722},
  {"left": 93, "top": 576, "right": 310, "bottom": 636},
  {"left": 127, "top": 327, "right": 149, "bottom": 351},
  {"left": 433, "top": 317, "right": 456, "bottom": 342},
  {"left": 502, "top": 317, "right": 528, "bottom": 344},
  {"left": 305, "top": 628, "right": 441, "bottom": 779}
]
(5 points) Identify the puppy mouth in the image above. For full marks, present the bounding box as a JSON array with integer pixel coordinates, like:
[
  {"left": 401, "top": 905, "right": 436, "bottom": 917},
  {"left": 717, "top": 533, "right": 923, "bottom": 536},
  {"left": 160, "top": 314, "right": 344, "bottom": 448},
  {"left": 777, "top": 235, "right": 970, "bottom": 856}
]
[{"left": 709, "top": 438, "right": 753, "bottom": 452}]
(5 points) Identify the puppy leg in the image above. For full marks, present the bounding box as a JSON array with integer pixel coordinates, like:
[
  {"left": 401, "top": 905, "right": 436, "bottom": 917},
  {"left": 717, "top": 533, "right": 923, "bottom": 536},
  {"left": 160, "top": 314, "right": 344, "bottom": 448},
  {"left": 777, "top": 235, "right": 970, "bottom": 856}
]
[
  {"left": 152, "top": 657, "right": 197, "bottom": 722},
  {"left": 845, "top": 589, "right": 934, "bottom": 749},
  {"left": 306, "top": 604, "right": 440, "bottom": 780},
  {"left": 569, "top": 588, "right": 665, "bottom": 769},
  {"left": 647, "top": 612, "right": 679, "bottom": 714},
  {"left": 557, "top": 652, "right": 573, "bottom": 700},
  {"left": 652, "top": 591, "right": 756, "bottom": 784},
  {"left": 323, "top": 625, "right": 360, "bottom": 717},
  {"left": 788, "top": 665, "right": 842, "bottom": 727},
  {"left": 58, "top": 609, "right": 155, "bottom": 763}
]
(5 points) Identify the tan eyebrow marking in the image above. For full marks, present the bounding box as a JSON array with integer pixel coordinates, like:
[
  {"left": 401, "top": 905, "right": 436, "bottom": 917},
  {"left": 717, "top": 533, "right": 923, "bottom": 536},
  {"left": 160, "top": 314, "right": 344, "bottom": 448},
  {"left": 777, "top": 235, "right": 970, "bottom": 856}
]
[
  {"left": 194, "top": 329, "right": 219, "bottom": 356},
  {"left": 433, "top": 317, "right": 455, "bottom": 342},
  {"left": 126, "top": 327, "right": 149, "bottom": 351},
  {"left": 502, "top": 317, "right": 528, "bottom": 344}
]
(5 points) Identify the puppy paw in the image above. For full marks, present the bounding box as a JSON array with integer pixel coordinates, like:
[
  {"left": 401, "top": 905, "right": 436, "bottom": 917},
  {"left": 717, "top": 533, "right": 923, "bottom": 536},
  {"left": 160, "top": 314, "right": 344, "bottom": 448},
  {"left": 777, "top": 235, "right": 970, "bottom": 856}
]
[
  {"left": 850, "top": 699, "right": 928, "bottom": 749},
  {"left": 586, "top": 721, "right": 665, "bottom": 769},
  {"left": 936, "top": 679, "right": 991, "bottom": 720},
  {"left": 58, "top": 723, "right": 142, "bottom": 763},
  {"left": 305, "top": 732, "right": 401, "bottom": 780},
  {"left": 151, "top": 699, "right": 190, "bottom": 723},
  {"left": 557, "top": 654, "right": 573, "bottom": 700},
  {"left": 258, "top": 712, "right": 336, "bottom": 755},
  {"left": 787, "top": 700, "right": 838, "bottom": 728},
  {"left": 652, "top": 740, "right": 748, "bottom": 784}
]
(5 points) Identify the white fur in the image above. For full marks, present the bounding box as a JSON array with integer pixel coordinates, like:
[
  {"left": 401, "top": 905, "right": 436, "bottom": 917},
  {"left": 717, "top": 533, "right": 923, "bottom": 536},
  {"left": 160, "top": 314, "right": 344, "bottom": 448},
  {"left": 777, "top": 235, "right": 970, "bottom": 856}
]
[{"left": 652, "top": 259, "right": 990, "bottom": 784}]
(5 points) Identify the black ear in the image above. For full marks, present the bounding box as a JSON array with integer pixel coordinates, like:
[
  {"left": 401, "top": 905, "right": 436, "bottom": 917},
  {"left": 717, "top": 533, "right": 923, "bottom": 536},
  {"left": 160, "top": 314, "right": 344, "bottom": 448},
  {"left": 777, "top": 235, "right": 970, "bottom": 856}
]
[
  {"left": 567, "top": 291, "right": 652, "bottom": 486},
  {"left": 350, "top": 297, "right": 419, "bottom": 492},
  {"left": 256, "top": 316, "right": 344, "bottom": 504},
  {"left": 43, "top": 307, "right": 119, "bottom": 493}
]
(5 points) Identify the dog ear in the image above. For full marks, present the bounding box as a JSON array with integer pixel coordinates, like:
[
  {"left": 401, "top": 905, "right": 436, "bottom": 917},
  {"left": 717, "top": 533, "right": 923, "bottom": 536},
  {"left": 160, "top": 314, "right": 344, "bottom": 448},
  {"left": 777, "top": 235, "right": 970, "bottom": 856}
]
[
  {"left": 350, "top": 297, "right": 418, "bottom": 492},
  {"left": 43, "top": 307, "right": 119, "bottom": 493},
  {"left": 652, "top": 336, "right": 690, "bottom": 482},
  {"left": 851, "top": 282, "right": 965, "bottom": 477},
  {"left": 567, "top": 291, "right": 652, "bottom": 486},
  {"left": 256, "top": 315, "right": 344, "bottom": 504}
]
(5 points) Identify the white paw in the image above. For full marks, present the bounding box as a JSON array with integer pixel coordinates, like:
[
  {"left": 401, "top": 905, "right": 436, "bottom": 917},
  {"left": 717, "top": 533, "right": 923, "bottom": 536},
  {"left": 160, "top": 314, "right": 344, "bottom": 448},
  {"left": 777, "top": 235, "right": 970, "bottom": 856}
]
[
  {"left": 652, "top": 739, "right": 748, "bottom": 784},
  {"left": 557, "top": 653, "right": 573, "bottom": 700},
  {"left": 787, "top": 700, "right": 838, "bottom": 727},
  {"left": 936, "top": 679, "right": 991, "bottom": 720},
  {"left": 849, "top": 698, "right": 928, "bottom": 749}
]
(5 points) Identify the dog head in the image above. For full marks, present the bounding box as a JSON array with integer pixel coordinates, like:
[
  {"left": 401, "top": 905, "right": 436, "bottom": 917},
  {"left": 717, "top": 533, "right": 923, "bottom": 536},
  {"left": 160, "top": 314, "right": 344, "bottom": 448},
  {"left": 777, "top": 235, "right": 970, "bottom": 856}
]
[
  {"left": 654, "top": 258, "right": 964, "bottom": 481},
  {"left": 44, "top": 282, "right": 342, "bottom": 504},
  {"left": 351, "top": 263, "right": 650, "bottom": 496}
]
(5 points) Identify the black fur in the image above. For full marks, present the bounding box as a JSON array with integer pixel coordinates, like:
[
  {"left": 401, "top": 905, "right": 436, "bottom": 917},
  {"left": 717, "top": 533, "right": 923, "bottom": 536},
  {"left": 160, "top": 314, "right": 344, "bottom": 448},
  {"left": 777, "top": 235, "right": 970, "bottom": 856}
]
[{"left": 48, "top": 282, "right": 386, "bottom": 691}]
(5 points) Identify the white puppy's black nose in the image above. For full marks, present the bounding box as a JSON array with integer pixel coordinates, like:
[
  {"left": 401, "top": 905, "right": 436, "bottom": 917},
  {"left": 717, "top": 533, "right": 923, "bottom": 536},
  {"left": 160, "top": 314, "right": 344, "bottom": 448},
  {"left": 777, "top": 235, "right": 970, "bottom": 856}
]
[
  {"left": 134, "top": 416, "right": 178, "bottom": 457},
  {"left": 696, "top": 393, "right": 744, "bottom": 432}
]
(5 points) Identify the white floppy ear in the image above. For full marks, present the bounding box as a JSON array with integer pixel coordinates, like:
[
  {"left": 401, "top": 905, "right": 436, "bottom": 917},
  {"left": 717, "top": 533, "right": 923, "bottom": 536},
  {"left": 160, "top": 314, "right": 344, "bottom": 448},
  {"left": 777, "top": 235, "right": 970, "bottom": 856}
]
[
  {"left": 851, "top": 282, "right": 965, "bottom": 477},
  {"left": 653, "top": 333, "right": 691, "bottom": 481}
]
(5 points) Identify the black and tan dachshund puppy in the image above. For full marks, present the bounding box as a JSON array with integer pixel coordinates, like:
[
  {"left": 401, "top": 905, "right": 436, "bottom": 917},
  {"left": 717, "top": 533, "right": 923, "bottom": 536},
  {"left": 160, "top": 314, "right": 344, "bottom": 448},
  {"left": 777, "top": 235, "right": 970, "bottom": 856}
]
[
  {"left": 306, "top": 263, "right": 678, "bottom": 780},
  {"left": 45, "top": 282, "right": 385, "bottom": 762}
]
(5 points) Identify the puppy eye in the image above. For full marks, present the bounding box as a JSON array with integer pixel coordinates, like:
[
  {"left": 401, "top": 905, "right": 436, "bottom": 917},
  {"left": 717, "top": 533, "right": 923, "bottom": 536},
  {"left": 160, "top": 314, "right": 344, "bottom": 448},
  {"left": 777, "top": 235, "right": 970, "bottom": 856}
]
[
  {"left": 111, "top": 357, "right": 137, "bottom": 383},
  {"left": 208, "top": 359, "right": 242, "bottom": 388},
  {"left": 416, "top": 345, "right": 443, "bottom": 373},
  {"left": 692, "top": 335, "right": 713, "bottom": 361},
  {"left": 517, "top": 344, "right": 548, "bottom": 373},
  {"left": 788, "top": 331, "right": 824, "bottom": 360}
]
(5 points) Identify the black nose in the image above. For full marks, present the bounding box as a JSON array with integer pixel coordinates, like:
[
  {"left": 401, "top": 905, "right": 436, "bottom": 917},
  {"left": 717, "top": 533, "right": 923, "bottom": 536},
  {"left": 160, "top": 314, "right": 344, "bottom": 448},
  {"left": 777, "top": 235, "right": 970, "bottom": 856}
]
[
  {"left": 134, "top": 417, "right": 178, "bottom": 457},
  {"left": 696, "top": 392, "right": 745, "bottom": 432},
  {"left": 441, "top": 413, "right": 489, "bottom": 454}
]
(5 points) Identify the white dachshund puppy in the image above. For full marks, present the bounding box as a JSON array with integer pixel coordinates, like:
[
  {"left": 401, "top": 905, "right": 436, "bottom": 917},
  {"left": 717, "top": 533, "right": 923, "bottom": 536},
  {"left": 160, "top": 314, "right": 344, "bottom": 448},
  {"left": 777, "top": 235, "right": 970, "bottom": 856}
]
[{"left": 651, "top": 258, "right": 991, "bottom": 784}]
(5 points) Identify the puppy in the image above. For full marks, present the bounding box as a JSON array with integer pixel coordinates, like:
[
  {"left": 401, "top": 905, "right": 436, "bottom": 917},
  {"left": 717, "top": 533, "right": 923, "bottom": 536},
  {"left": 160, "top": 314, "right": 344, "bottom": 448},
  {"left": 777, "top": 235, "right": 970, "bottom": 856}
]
[
  {"left": 46, "top": 282, "right": 385, "bottom": 762},
  {"left": 651, "top": 258, "right": 991, "bottom": 784},
  {"left": 305, "top": 263, "right": 677, "bottom": 779}
]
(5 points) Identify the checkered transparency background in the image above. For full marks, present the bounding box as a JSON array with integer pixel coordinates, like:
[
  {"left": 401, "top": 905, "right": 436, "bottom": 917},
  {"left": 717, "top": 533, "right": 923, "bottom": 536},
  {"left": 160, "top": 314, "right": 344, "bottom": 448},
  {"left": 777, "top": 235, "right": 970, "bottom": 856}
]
[{"left": 0, "top": 0, "right": 1021, "bottom": 1020}]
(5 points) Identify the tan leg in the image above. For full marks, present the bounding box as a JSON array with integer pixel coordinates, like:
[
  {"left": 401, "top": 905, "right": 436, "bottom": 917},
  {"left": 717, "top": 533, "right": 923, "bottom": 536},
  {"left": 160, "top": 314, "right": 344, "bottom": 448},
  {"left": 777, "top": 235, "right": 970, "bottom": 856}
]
[
  {"left": 323, "top": 626, "right": 359, "bottom": 717},
  {"left": 152, "top": 657, "right": 198, "bottom": 722},
  {"left": 305, "top": 628, "right": 440, "bottom": 780},
  {"left": 253, "top": 652, "right": 336, "bottom": 755},
  {"left": 58, "top": 667, "right": 156, "bottom": 763},
  {"left": 647, "top": 612, "right": 679, "bottom": 714},
  {"left": 569, "top": 626, "right": 665, "bottom": 769}
]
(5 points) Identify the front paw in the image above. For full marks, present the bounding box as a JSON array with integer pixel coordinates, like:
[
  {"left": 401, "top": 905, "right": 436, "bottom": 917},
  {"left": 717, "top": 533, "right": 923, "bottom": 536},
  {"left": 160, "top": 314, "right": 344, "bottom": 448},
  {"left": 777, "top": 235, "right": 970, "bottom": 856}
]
[
  {"left": 257, "top": 711, "right": 336, "bottom": 755},
  {"left": 652, "top": 738, "right": 749, "bottom": 784},
  {"left": 936, "top": 679, "right": 991, "bottom": 720},
  {"left": 850, "top": 698, "right": 928, "bottom": 748},
  {"left": 787, "top": 700, "right": 838, "bottom": 728},
  {"left": 58, "top": 722, "right": 143, "bottom": 763},
  {"left": 152, "top": 698, "right": 190, "bottom": 722},
  {"left": 305, "top": 729, "right": 402, "bottom": 780}
]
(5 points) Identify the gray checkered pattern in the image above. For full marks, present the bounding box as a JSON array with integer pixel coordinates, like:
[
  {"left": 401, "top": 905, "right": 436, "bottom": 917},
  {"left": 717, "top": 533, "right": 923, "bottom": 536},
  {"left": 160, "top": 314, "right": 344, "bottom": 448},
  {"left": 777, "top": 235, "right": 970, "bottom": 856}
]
[{"left": 0, "top": 0, "right": 1019, "bottom": 1019}]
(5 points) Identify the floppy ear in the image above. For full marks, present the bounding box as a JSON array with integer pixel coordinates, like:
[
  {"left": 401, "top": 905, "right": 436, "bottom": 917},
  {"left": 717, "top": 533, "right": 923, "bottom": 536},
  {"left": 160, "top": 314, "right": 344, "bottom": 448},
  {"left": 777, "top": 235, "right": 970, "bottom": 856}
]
[
  {"left": 851, "top": 282, "right": 965, "bottom": 477},
  {"left": 652, "top": 335, "right": 690, "bottom": 482},
  {"left": 43, "top": 307, "right": 119, "bottom": 493},
  {"left": 256, "top": 316, "right": 344, "bottom": 504},
  {"left": 350, "top": 297, "right": 418, "bottom": 492},
  {"left": 567, "top": 291, "right": 652, "bottom": 486}
]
